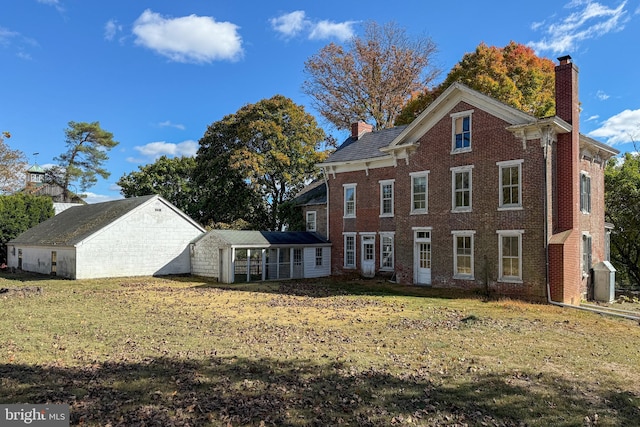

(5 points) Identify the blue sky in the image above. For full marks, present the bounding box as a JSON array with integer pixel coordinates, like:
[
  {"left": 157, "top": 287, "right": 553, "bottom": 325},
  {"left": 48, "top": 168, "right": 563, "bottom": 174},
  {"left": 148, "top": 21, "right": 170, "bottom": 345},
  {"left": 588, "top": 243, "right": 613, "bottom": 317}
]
[{"left": 2, "top": 0, "right": 639, "bottom": 203}]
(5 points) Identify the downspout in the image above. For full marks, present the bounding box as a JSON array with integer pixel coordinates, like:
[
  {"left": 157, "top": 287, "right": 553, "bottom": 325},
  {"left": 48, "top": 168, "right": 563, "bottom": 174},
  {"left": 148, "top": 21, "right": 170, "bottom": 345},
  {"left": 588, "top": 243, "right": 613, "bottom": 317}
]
[
  {"left": 543, "top": 127, "right": 640, "bottom": 322},
  {"left": 321, "top": 167, "right": 330, "bottom": 239}
]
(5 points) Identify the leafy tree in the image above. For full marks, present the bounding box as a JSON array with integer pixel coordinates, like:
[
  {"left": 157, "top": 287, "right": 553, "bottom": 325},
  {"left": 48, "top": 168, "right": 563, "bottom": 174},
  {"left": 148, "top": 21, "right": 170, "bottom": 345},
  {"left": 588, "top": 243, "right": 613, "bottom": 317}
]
[
  {"left": 396, "top": 41, "right": 556, "bottom": 125},
  {"left": 195, "top": 95, "right": 329, "bottom": 230},
  {"left": 52, "top": 121, "right": 119, "bottom": 200},
  {"left": 302, "top": 21, "right": 439, "bottom": 131},
  {"left": 117, "top": 156, "right": 199, "bottom": 218},
  {"left": 605, "top": 152, "right": 640, "bottom": 287},
  {"left": 0, "top": 131, "right": 28, "bottom": 194},
  {"left": 0, "top": 193, "right": 54, "bottom": 262}
]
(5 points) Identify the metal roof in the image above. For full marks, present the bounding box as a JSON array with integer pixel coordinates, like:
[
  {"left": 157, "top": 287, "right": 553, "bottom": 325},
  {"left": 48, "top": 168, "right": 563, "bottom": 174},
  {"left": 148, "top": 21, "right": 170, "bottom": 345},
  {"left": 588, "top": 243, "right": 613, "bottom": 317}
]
[{"left": 201, "top": 230, "right": 330, "bottom": 247}]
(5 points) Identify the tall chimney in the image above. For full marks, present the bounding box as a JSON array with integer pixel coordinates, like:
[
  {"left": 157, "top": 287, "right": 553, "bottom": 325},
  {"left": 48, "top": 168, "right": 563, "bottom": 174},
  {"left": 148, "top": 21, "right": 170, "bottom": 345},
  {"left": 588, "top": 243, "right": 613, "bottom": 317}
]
[
  {"left": 351, "top": 121, "right": 373, "bottom": 140},
  {"left": 554, "top": 55, "right": 580, "bottom": 233}
]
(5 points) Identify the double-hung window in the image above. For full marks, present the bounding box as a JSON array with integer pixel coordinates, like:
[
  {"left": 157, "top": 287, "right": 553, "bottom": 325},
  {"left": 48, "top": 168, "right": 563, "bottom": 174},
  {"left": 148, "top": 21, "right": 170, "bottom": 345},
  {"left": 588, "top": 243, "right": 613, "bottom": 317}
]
[
  {"left": 498, "top": 159, "right": 523, "bottom": 210},
  {"left": 379, "top": 179, "right": 394, "bottom": 217},
  {"left": 315, "top": 247, "right": 323, "bottom": 267},
  {"left": 497, "top": 230, "right": 524, "bottom": 282},
  {"left": 410, "top": 171, "right": 429, "bottom": 214},
  {"left": 451, "top": 111, "right": 473, "bottom": 153},
  {"left": 380, "top": 232, "right": 394, "bottom": 270},
  {"left": 580, "top": 172, "right": 591, "bottom": 213},
  {"left": 306, "top": 211, "right": 317, "bottom": 232},
  {"left": 582, "top": 233, "right": 592, "bottom": 276},
  {"left": 452, "top": 230, "right": 475, "bottom": 279},
  {"left": 343, "top": 184, "right": 356, "bottom": 218},
  {"left": 451, "top": 165, "right": 473, "bottom": 212},
  {"left": 344, "top": 233, "right": 356, "bottom": 268}
]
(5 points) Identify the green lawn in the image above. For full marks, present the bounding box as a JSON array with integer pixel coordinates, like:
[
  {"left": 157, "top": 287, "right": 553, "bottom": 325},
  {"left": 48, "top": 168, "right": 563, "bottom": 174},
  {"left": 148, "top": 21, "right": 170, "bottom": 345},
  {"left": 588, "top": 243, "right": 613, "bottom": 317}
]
[{"left": 1, "top": 273, "right": 639, "bottom": 426}]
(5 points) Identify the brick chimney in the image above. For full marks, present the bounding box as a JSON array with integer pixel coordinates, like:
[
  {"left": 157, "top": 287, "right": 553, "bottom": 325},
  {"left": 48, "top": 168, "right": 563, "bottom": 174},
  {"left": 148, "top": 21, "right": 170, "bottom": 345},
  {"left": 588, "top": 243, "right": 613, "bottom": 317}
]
[
  {"left": 351, "top": 121, "right": 373, "bottom": 140},
  {"left": 554, "top": 55, "right": 580, "bottom": 232}
]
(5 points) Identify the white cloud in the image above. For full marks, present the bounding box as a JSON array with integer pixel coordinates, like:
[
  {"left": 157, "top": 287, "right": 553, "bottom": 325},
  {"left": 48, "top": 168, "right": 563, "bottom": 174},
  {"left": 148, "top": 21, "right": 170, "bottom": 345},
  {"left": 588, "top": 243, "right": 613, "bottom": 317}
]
[
  {"left": 104, "top": 19, "right": 122, "bottom": 41},
  {"left": 586, "top": 114, "right": 600, "bottom": 121},
  {"left": 158, "top": 120, "right": 186, "bottom": 130},
  {"left": 270, "top": 11, "right": 308, "bottom": 38},
  {"left": 132, "top": 9, "right": 243, "bottom": 63},
  {"left": 82, "top": 192, "right": 123, "bottom": 204},
  {"left": 588, "top": 108, "right": 640, "bottom": 144},
  {"left": 270, "top": 11, "right": 357, "bottom": 41},
  {"left": 127, "top": 140, "right": 198, "bottom": 163},
  {"left": 596, "top": 90, "right": 610, "bottom": 100},
  {"left": 529, "top": 1, "right": 629, "bottom": 53},
  {"left": 309, "top": 20, "right": 357, "bottom": 41}
]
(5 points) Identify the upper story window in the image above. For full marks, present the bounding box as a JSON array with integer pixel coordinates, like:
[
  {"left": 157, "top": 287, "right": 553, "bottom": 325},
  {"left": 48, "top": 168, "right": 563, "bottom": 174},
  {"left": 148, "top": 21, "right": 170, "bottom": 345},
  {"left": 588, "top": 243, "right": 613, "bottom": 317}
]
[
  {"left": 580, "top": 172, "right": 591, "bottom": 213},
  {"left": 343, "top": 183, "right": 356, "bottom": 218},
  {"left": 451, "top": 165, "right": 473, "bottom": 212},
  {"left": 451, "top": 110, "right": 473, "bottom": 153},
  {"left": 410, "top": 171, "right": 429, "bottom": 214},
  {"left": 379, "top": 179, "right": 395, "bottom": 217},
  {"left": 30, "top": 173, "right": 43, "bottom": 183},
  {"left": 498, "top": 159, "right": 523, "bottom": 210},
  {"left": 306, "top": 211, "right": 317, "bottom": 232}
]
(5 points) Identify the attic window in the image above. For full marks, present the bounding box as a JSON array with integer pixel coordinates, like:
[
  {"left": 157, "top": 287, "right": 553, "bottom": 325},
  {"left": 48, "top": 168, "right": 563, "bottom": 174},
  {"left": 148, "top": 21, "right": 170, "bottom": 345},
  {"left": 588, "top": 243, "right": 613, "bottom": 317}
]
[
  {"left": 155, "top": 208, "right": 162, "bottom": 212},
  {"left": 451, "top": 110, "right": 473, "bottom": 153}
]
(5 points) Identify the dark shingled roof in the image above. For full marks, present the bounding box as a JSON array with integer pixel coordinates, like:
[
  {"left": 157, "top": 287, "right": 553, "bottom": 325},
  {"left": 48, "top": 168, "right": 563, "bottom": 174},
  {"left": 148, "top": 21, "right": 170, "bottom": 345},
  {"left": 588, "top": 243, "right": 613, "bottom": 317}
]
[
  {"left": 322, "top": 125, "right": 408, "bottom": 164},
  {"left": 292, "top": 180, "right": 326, "bottom": 206},
  {"left": 9, "top": 195, "right": 158, "bottom": 246},
  {"left": 200, "top": 230, "right": 329, "bottom": 246}
]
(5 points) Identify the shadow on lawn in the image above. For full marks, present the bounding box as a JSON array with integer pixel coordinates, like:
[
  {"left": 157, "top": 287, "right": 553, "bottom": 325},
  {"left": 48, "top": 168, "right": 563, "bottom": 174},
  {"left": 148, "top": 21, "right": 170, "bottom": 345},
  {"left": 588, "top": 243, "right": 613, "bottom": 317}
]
[
  {"left": 1, "top": 357, "right": 637, "bottom": 426},
  {"left": 189, "top": 276, "right": 483, "bottom": 301}
]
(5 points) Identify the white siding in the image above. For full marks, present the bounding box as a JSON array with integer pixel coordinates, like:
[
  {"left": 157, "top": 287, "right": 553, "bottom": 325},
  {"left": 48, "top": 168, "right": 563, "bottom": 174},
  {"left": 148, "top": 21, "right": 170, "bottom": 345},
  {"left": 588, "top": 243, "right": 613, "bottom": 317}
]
[
  {"left": 74, "top": 198, "right": 203, "bottom": 279},
  {"left": 6, "top": 245, "right": 76, "bottom": 278},
  {"left": 303, "top": 246, "right": 331, "bottom": 278},
  {"left": 190, "top": 232, "right": 229, "bottom": 279}
]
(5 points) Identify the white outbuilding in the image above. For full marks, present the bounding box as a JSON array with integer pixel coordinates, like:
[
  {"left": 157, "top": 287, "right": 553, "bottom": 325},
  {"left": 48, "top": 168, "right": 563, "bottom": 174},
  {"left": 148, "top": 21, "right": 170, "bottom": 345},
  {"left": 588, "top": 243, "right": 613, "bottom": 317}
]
[
  {"left": 6, "top": 195, "right": 205, "bottom": 279},
  {"left": 190, "top": 230, "right": 331, "bottom": 283}
]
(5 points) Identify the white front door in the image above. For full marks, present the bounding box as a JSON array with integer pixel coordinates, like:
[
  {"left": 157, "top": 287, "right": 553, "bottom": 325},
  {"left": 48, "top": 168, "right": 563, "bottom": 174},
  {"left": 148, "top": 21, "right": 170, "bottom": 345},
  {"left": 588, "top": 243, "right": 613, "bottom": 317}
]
[
  {"left": 414, "top": 229, "right": 432, "bottom": 285},
  {"left": 361, "top": 234, "right": 376, "bottom": 277}
]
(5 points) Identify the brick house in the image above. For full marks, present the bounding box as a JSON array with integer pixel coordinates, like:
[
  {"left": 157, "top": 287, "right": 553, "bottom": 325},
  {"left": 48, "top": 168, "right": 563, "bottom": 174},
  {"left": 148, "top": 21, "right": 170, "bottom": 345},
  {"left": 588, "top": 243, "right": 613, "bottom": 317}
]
[{"left": 317, "top": 56, "right": 618, "bottom": 304}]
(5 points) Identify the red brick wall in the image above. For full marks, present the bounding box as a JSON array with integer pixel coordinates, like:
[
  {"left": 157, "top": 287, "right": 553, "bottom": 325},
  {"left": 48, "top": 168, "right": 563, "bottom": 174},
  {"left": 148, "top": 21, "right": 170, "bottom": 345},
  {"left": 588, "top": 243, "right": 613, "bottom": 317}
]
[{"left": 327, "top": 101, "right": 549, "bottom": 301}]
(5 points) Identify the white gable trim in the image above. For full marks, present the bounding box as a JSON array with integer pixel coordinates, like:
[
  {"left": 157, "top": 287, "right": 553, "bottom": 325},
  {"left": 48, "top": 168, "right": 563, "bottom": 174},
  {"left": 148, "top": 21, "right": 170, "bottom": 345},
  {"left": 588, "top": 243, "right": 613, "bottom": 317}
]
[{"left": 385, "top": 83, "right": 536, "bottom": 151}]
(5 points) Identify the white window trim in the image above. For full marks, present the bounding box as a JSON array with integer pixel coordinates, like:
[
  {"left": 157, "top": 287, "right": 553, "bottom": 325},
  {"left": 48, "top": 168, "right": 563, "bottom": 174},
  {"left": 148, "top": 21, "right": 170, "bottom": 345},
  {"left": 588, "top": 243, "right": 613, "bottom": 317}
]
[
  {"left": 306, "top": 210, "right": 317, "bottom": 232},
  {"left": 497, "top": 230, "right": 524, "bottom": 283},
  {"left": 410, "top": 171, "right": 430, "bottom": 215},
  {"left": 580, "top": 171, "right": 591, "bottom": 214},
  {"left": 451, "top": 110, "right": 474, "bottom": 154},
  {"left": 343, "top": 232, "right": 357, "bottom": 269},
  {"left": 451, "top": 165, "right": 474, "bottom": 213},
  {"left": 582, "top": 232, "right": 592, "bottom": 278},
  {"left": 379, "top": 179, "right": 395, "bottom": 217},
  {"left": 379, "top": 232, "right": 395, "bottom": 271},
  {"left": 343, "top": 183, "right": 357, "bottom": 218},
  {"left": 497, "top": 159, "right": 524, "bottom": 211},
  {"left": 452, "top": 230, "right": 475, "bottom": 279},
  {"left": 315, "top": 247, "right": 323, "bottom": 267}
]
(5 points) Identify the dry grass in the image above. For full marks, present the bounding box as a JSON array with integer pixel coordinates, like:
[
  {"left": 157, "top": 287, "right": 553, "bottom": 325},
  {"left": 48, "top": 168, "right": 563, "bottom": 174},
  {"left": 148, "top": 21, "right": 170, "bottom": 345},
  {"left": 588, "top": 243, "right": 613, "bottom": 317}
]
[{"left": 1, "top": 273, "right": 639, "bottom": 426}]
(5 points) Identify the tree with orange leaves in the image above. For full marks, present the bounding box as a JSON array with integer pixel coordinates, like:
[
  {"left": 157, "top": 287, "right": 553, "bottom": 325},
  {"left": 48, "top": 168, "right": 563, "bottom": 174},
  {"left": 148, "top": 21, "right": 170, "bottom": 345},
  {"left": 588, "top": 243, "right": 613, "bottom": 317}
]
[{"left": 396, "top": 41, "right": 556, "bottom": 125}]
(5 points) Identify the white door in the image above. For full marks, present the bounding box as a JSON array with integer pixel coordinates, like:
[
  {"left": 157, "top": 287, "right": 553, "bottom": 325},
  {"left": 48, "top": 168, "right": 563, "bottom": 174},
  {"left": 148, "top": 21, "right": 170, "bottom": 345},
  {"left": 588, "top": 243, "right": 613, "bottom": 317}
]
[
  {"left": 361, "top": 235, "right": 376, "bottom": 277},
  {"left": 414, "top": 230, "right": 432, "bottom": 285}
]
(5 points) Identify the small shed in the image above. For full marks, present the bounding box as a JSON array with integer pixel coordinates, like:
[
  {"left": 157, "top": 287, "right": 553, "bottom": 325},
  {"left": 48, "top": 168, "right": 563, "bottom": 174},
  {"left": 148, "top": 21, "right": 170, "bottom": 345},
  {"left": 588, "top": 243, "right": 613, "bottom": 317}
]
[
  {"left": 190, "top": 230, "right": 331, "bottom": 283},
  {"left": 7, "top": 195, "right": 205, "bottom": 279}
]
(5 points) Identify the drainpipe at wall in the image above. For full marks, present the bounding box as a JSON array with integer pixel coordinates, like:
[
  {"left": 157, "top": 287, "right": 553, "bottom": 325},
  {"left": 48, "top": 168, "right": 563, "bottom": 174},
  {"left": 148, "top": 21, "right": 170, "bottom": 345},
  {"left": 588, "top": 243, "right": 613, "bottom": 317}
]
[
  {"left": 321, "top": 167, "right": 330, "bottom": 240},
  {"left": 543, "top": 127, "right": 640, "bottom": 322}
]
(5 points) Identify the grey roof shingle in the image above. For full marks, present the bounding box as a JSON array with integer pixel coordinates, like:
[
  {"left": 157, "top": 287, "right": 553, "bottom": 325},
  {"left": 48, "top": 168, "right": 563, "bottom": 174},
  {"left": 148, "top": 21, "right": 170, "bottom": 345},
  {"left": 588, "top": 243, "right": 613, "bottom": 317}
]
[
  {"left": 292, "top": 180, "right": 326, "bottom": 206},
  {"left": 8, "top": 195, "right": 158, "bottom": 246},
  {"left": 322, "top": 125, "right": 408, "bottom": 164}
]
